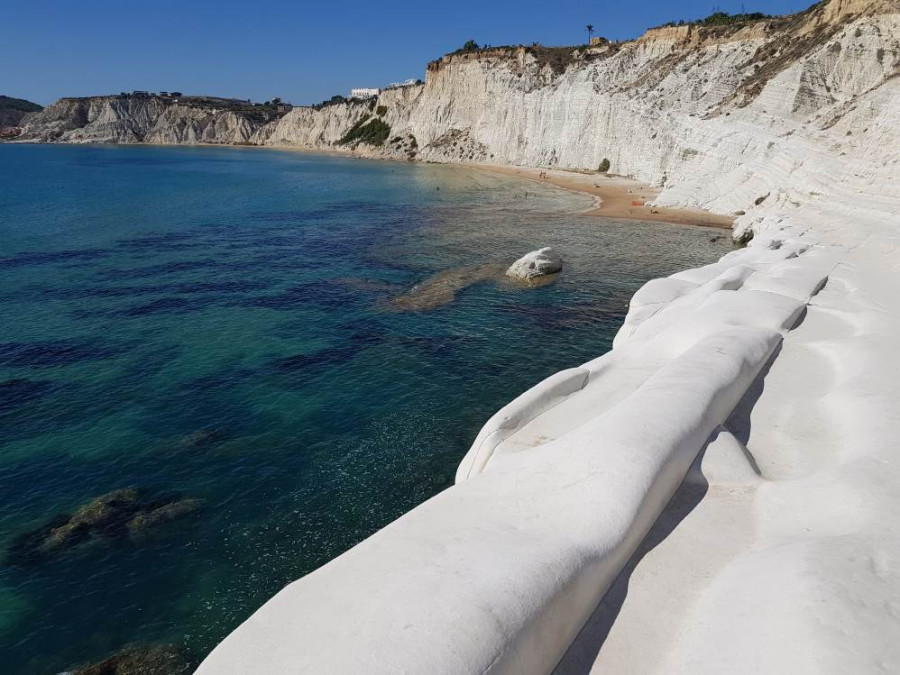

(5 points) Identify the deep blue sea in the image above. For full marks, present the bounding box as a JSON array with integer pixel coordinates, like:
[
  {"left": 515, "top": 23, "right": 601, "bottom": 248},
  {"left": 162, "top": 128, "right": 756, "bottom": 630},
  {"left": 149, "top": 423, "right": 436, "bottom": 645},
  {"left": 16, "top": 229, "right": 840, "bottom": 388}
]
[{"left": 0, "top": 144, "right": 730, "bottom": 673}]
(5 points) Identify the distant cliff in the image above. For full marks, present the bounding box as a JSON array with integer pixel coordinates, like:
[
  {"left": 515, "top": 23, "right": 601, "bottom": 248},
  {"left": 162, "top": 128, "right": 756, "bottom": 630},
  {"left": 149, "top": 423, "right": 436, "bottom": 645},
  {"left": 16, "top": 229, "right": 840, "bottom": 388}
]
[
  {"left": 16, "top": 95, "right": 288, "bottom": 145},
  {"left": 13, "top": 0, "right": 900, "bottom": 232}
]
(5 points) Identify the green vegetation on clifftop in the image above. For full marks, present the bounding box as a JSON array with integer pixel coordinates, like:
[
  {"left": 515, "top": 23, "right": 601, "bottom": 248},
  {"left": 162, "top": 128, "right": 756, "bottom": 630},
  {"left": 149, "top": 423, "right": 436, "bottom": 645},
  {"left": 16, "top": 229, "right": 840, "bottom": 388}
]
[
  {"left": 0, "top": 96, "right": 43, "bottom": 113},
  {"left": 0, "top": 95, "right": 43, "bottom": 130}
]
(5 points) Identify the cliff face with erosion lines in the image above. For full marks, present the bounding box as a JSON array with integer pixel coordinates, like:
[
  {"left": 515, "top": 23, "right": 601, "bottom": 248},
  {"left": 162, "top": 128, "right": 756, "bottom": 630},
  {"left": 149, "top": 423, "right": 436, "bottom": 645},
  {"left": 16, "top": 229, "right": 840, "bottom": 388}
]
[{"left": 18, "top": 95, "right": 282, "bottom": 145}]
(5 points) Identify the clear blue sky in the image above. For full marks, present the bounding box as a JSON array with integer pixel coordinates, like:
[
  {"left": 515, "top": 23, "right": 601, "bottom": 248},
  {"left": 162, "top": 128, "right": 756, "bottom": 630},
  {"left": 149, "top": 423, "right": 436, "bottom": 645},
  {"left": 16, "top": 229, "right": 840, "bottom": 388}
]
[{"left": 4, "top": 0, "right": 814, "bottom": 106}]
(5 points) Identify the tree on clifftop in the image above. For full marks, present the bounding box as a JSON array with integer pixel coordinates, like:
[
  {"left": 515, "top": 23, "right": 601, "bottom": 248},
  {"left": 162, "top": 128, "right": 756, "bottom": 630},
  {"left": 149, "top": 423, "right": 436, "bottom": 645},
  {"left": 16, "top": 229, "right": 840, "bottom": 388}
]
[
  {"left": 586, "top": 24, "right": 594, "bottom": 44},
  {"left": 461, "top": 39, "right": 480, "bottom": 52}
]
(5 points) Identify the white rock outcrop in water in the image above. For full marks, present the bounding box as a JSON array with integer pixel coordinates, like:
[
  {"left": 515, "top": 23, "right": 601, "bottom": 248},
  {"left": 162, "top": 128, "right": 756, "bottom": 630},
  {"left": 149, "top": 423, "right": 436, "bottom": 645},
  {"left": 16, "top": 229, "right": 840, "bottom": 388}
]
[{"left": 506, "top": 247, "right": 563, "bottom": 281}]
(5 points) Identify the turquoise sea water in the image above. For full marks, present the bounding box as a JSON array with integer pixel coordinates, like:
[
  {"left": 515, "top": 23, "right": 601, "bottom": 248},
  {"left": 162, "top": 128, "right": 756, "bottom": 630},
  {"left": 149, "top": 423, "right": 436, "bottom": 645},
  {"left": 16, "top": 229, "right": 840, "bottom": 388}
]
[{"left": 0, "top": 144, "right": 730, "bottom": 672}]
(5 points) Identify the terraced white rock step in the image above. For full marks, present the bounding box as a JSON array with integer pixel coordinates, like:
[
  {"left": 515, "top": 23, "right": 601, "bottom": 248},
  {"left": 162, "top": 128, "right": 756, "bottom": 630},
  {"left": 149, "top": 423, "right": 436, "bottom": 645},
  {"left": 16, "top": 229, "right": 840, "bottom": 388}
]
[
  {"left": 670, "top": 233, "right": 900, "bottom": 674},
  {"left": 555, "top": 225, "right": 900, "bottom": 674}
]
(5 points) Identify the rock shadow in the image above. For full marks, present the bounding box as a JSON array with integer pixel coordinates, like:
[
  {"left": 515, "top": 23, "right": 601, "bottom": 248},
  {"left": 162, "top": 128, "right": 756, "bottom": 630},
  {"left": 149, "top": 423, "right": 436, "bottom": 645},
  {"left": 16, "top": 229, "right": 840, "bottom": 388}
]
[
  {"left": 551, "top": 451, "right": 709, "bottom": 674},
  {"left": 723, "top": 342, "right": 781, "bottom": 475},
  {"left": 554, "top": 345, "right": 782, "bottom": 672}
]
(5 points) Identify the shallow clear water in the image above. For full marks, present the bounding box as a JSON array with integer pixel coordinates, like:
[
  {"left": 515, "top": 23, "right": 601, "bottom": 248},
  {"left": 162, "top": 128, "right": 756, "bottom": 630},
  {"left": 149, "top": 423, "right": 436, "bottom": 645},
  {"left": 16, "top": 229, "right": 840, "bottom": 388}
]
[{"left": 0, "top": 144, "right": 730, "bottom": 672}]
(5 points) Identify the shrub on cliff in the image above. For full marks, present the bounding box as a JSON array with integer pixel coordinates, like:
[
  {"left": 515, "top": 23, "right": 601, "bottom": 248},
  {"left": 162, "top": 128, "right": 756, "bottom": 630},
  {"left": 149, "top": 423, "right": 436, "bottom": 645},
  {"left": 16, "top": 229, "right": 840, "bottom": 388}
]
[
  {"left": 312, "top": 95, "right": 347, "bottom": 110},
  {"left": 658, "top": 10, "right": 771, "bottom": 29},
  {"left": 339, "top": 115, "right": 371, "bottom": 142},
  {"left": 338, "top": 116, "right": 391, "bottom": 147},
  {"left": 599, "top": 158, "right": 611, "bottom": 173},
  {"left": 527, "top": 45, "right": 586, "bottom": 76},
  {"left": 699, "top": 11, "right": 769, "bottom": 26}
]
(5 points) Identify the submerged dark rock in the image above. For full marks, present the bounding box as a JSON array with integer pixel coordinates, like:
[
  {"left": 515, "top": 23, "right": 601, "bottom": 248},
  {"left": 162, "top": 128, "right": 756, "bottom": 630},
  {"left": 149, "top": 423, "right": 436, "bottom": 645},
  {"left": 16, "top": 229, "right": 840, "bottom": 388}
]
[
  {"left": 6, "top": 489, "right": 201, "bottom": 565},
  {"left": 8, "top": 489, "right": 142, "bottom": 564},
  {"left": 390, "top": 263, "right": 507, "bottom": 312},
  {"left": 68, "top": 643, "right": 191, "bottom": 675},
  {"left": 127, "top": 499, "right": 201, "bottom": 541},
  {"left": 178, "top": 428, "right": 229, "bottom": 449}
]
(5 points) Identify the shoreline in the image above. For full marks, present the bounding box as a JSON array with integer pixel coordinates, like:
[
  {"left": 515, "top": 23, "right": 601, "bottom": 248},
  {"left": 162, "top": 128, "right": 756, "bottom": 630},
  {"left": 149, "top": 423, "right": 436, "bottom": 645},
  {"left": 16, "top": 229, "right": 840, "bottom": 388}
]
[
  {"left": 4, "top": 141, "right": 734, "bottom": 231},
  {"left": 472, "top": 163, "right": 735, "bottom": 230}
]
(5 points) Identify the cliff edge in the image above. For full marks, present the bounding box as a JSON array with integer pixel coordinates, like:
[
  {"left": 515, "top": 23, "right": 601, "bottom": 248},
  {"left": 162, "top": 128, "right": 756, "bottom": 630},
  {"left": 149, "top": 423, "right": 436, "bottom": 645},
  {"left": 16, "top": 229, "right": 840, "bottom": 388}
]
[{"left": 16, "top": 94, "right": 289, "bottom": 145}]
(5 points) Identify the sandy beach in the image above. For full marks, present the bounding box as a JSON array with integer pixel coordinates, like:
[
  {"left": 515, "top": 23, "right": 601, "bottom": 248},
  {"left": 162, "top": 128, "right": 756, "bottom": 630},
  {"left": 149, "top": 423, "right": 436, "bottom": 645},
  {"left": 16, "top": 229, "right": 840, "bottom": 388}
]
[
  {"left": 187, "top": 146, "right": 735, "bottom": 231},
  {"left": 474, "top": 164, "right": 735, "bottom": 229}
]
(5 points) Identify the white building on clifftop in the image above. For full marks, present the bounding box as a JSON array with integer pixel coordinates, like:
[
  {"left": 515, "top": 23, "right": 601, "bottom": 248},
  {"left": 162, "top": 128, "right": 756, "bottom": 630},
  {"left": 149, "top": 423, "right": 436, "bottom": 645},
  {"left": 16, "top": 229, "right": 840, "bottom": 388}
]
[{"left": 350, "top": 88, "right": 380, "bottom": 99}]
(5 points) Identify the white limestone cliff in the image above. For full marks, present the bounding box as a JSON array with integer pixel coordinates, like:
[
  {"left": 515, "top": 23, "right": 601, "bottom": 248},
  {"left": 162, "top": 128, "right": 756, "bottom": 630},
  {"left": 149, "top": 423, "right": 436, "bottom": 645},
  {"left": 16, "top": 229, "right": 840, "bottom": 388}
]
[
  {"left": 21, "top": 0, "right": 900, "bottom": 240},
  {"left": 254, "top": 0, "right": 899, "bottom": 236}
]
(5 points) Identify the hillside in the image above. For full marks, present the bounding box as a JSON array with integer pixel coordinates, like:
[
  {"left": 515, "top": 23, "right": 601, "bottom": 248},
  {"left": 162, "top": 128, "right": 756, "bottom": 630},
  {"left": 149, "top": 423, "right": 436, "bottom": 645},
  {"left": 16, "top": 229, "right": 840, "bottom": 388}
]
[
  {"left": 0, "top": 95, "right": 43, "bottom": 127},
  {"left": 257, "top": 0, "right": 898, "bottom": 231}
]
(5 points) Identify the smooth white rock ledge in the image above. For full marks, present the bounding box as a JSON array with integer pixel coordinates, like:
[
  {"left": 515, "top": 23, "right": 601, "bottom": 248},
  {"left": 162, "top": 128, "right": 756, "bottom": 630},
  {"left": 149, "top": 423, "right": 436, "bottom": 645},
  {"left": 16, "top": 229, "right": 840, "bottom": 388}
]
[{"left": 197, "top": 231, "right": 825, "bottom": 674}]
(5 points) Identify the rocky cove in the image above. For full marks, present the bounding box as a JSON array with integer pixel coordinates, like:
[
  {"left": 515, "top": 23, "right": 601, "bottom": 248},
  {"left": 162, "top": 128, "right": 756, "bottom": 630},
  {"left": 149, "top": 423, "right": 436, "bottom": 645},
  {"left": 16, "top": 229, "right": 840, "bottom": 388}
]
[
  {"left": 196, "top": 1, "right": 900, "bottom": 672},
  {"left": 4, "top": 0, "right": 900, "bottom": 672},
  {"left": 0, "top": 145, "right": 736, "bottom": 673}
]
